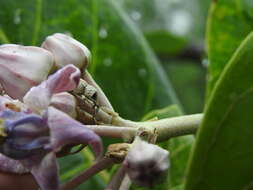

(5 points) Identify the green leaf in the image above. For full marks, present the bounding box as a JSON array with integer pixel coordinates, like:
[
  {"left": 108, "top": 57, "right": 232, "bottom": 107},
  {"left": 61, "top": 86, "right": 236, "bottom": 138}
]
[
  {"left": 242, "top": 0, "right": 253, "bottom": 19},
  {"left": 0, "top": 28, "right": 10, "bottom": 43},
  {"left": 171, "top": 184, "right": 184, "bottom": 190},
  {"left": 141, "top": 104, "right": 183, "bottom": 121},
  {"left": 169, "top": 135, "right": 194, "bottom": 188},
  {"left": 145, "top": 31, "right": 186, "bottom": 55},
  {"left": 121, "top": 0, "right": 211, "bottom": 54},
  {"left": 164, "top": 61, "right": 206, "bottom": 114},
  {"left": 140, "top": 105, "right": 194, "bottom": 189},
  {"left": 186, "top": 31, "right": 253, "bottom": 190},
  {"left": 0, "top": 0, "right": 180, "bottom": 120},
  {"left": 206, "top": 0, "right": 253, "bottom": 98}
]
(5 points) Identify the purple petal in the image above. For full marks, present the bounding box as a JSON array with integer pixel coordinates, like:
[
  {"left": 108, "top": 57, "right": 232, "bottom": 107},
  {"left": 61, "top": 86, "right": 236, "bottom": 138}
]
[
  {"left": 50, "top": 92, "right": 77, "bottom": 118},
  {"left": 0, "top": 153, "right": 28, "bottom": 174},
  {"left": 1, "top": 113, "right": 50, "bottom": 159},
  {"left": 0, "top": 109, "right": 28, "bottom": 120},
  {"left": 23, "top": 65, "right": 80, "bottom": 112},
  {"left": 45, "top": 107, "right": 103, "bottom": 158},
  {"left": 21, "top": 152, "right": 59, "bottom": 190}
]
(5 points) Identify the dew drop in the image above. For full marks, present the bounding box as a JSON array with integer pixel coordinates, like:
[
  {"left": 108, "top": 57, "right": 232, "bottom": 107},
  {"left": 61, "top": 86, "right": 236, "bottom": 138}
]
[
  {"left": 170, "top": 10, "right": 191, "bottom": 36},
  {"left": 99, "top": 27, "right": 108, "bottom": 39},
  {"left": 103, "top": 58, "right": 112, "bottom": 67},
  {"left": 138, "top": 68, "right": 147, "bottom": 77},
  {"left": 202, "top": 59, "right": 209, "bottom": 68},
  {"left": 14, "top": 9, "right": 21, "bottom": 25},
  {"left": 130, "top": 11, "right": 142, "bottom": 21}
]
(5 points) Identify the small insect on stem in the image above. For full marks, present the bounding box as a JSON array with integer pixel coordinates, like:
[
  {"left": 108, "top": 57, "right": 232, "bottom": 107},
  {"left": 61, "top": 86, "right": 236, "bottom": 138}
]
[{"left": 73, "top": 79, "right": 101, "bottom": 122}]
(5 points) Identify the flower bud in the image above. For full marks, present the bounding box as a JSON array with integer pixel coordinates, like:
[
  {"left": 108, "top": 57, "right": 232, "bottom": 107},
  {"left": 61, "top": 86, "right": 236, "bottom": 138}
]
[
  {"left": 124, "top": 138, "right": 169, "bottom": 188},
  {"left": 0, "top": 44, "right": 54, "bottom": 99},
  {"left": 42, "top": 33, "right": 91, "bottom": 70}
]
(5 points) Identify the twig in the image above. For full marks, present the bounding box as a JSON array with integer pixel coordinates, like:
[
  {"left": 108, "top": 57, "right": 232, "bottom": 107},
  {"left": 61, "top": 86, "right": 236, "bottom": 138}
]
[
  {"left": 119, "top": 175, "right": 131, "bottom": 190},
  {"left": 60, "top": 157, "right": 114, "bottom": 190},
  {"left": 104, "top": 166, "right": 126, "bottom": 190}
]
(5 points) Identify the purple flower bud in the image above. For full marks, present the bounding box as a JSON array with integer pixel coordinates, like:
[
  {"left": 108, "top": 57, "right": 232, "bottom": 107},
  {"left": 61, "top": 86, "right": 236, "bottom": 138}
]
[
  {"left": 0, "top": 44, "right": 54, "bottom": 99},
  {"left": 124, "top": 138, "right": 169, "bottom": 188},
  {"left": 42, "top": 33, "right": 91, "bottom": 69}
]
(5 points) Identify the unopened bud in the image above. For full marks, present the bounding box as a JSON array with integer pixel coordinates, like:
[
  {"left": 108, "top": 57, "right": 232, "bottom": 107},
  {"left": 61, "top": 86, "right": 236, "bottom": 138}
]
[
  {"left": 124, "top": 138, "right": 169, "bottom": 188},
  {"left": 42, "top": 33, "right": 91, "bottom": 70},
  {"left": 0, "top": 44, "right": 54, "bottom": 99}
]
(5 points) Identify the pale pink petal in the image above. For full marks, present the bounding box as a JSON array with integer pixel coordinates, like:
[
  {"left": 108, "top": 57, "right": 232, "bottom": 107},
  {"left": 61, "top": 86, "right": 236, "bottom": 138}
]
[
  {"left": 42, "top": 33, "right": 90, "bottom": 69},
  {"left": 0, "top": 44, "right": 54, "bottom": 99},
  {"left": 23, "top": 65, "right": 80, "bottom": 112},
  {"left": 50, "top": 92, "right": 77, "bottom": 118}
]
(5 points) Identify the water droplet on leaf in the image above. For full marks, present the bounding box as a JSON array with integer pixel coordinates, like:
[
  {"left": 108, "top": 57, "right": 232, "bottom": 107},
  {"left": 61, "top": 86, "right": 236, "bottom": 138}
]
[
  {"left": 138, "top": 68, "right": 147, "bottom": 77},
  {"left": 14, "top": 9, "right": 21, "bottom": 25},
  {"left": 103, "top": 58, "right": 112, "bottom": 67},
  {"left": 130, "top": 11, "right": 142, "bottom": 21},
  {"left": 170, "top": 10, "right": 191, "bottom": 36},
  {"left": 99, "top": 27, "right": 108, "bottom": 39}
]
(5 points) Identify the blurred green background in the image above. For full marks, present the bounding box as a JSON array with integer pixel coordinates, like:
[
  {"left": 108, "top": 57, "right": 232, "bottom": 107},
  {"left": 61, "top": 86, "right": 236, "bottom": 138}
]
[{"left": 0, "top": 0, "right": 211, "bottom": 189}]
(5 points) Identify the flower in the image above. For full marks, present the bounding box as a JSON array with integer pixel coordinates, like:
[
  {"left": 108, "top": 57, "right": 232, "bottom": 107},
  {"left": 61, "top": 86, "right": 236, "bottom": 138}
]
[
  {"left": 123, "top": 137, "right": 169, "bottom": 188},
  {"left": 0, "top": 65, "right": 103, "bottom": 190},
  {"left": 0, "top": 44, "right": 54, "bottom": 100},
  {"left": 42, "top": 33, "right": 91, "bottom": 70},
  {"left": 23, "top": 64, "right": 80, "bottom": 113}
]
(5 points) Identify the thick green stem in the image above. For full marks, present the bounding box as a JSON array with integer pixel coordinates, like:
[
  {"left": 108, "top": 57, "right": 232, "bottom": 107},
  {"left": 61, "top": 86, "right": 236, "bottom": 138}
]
[
  {"left": 141, "top": 113, "right": 202, "bottom": 141},
  {"left": 87, "top": 113, "right": 203, "bottom": 141}
]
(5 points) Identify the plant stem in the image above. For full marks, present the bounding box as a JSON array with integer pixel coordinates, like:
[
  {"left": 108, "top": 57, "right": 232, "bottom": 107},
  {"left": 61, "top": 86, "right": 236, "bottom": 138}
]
[
  {"left": 86, "top": 125, "right": 137, "bottom": 139},
  {"left": 60, "top": 157, "right": 114, "bottom": 190},
  {"left": 104, "top": 166, "right": 126, "bottom": 190},
  {"left": 87, "top": 113, "right": 203, "bottom": 141},
  {"left": 119, "top": 176, "right": 131, "bottom": 190},
  {"left": 142, "top": 113, "right": 202, "bottom": 141},
  {"left": 61, "top": 114, "right": 201, "bottom": 189}
]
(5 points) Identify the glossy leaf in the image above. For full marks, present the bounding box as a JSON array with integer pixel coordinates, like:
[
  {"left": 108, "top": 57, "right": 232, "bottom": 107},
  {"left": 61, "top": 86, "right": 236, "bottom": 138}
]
[
  {"left": 121, "top": 0, "right": 211, "bottom": 54},
  {"left": 186, "top": 31, "right": 253, "bottom": 189},
  {"left": 171, "top": 184, "right": 184, "bottom": 190},
  {"left": 164, "top": 61, "right": 206, "bottom": 114},
  {"left": 206, "top": 0, "right": 253, "bottom": 98}
]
